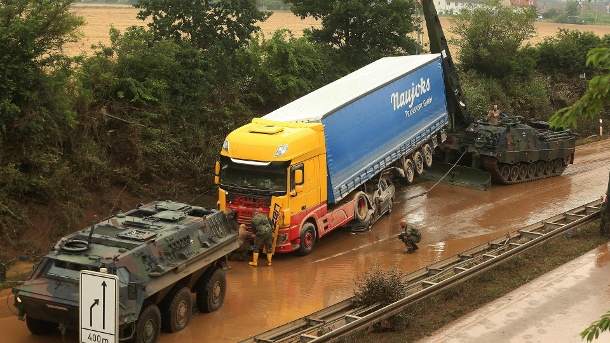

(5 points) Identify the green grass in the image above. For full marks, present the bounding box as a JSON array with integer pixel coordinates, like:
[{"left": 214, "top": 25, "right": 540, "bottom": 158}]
[{"left": 345, "top": 220, "right": 609, "bottom": 343}]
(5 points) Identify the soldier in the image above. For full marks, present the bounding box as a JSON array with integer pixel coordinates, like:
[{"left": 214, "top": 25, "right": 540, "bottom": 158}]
[
  {"left": 487, "top": 104, "right": 501, "bottom": 125},
  {"left": 398, "top": 219, "right": 421, "bottom": 253},
  {"left": 249, "top": 212, "right": 274, "bottom": 267}
]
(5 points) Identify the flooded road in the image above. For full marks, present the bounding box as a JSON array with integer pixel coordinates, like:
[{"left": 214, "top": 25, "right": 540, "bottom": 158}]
[
  {"left": 420, "top": 243, "right": 610, "bottom": 343},
  {"left": 1, "top": 139, "right": 609, "bottom": 343}
]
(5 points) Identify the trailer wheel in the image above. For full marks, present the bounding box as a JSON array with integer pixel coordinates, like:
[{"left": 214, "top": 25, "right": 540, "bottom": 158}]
[
  {"left": 197, "top": 268, "right": 226, "bottom": 313},
  {"left": 297, "top": 222, "right": 317, "bottom": 256},
  {"left": 25, "top": 316, "right": 58, "bottom": 336},
  {"left": 402, "top": 158, "right": 415, "bottom": 184},
  {"left": 422, "top": 144, "right": 433, "bottom": 168},
  {"left": 134, "top": 304, "right": 161, "bottom": 343},
  {"left": 162, "top": 287, "right": 192, "bottom": 333},
  {"left": 413, "top": 151, "right": 425, "bottom": 175}
]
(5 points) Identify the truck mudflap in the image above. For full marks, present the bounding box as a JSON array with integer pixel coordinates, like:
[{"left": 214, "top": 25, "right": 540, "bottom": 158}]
[{"left": 421, "top": 162, "right": 491, "bottom": 191}]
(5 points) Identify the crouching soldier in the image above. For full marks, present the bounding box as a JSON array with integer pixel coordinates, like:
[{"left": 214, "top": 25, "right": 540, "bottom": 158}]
[
  {"left": 398, "top": 219, "right": 421, "bottom": 254},
  {"left": 249, "top": 212, "right": 274, "bottom": 267}
]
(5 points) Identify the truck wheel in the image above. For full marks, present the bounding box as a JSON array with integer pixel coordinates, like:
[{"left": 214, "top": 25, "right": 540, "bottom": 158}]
[
  {"left": 134, "top": 304, "right": 161, "bottom": 343},
  {"left": 197, "top": 269, "right": 226, "bottom": 313},
  {"left": 413, "top": 151, "right": 425, "bottom": 175},
  {"left": 422, "top": 144, "right": 433, "bottom": 168},
  {"left": 162, "top": 287, "right": 192, "bottom": 333},
  {"left": 25, "top": 316, "right": 58, "bottom": 335},
  {"left": 297, "top": 222, "right": 317, "bottom": 256},
  {"left": 402, "top": 158, "right": 415, "bottom": 184}
]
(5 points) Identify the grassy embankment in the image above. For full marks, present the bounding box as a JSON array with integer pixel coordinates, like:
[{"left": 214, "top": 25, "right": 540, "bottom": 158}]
[{"left": 346, "top": 219, "right": 609, "bottom": 343}]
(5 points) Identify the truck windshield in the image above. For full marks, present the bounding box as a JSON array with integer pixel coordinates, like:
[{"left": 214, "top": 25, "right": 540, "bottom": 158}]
[{"left": 221, "top": 158, "right": 288, "bottom": 194}]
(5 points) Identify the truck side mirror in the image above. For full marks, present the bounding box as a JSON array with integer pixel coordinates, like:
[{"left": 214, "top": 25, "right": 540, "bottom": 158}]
[
  {"left": 214, "top": 161, "right": 221, "bottom": 185},
  {"left": 294, "top": 169, "right": 304, "bottom": 185}
]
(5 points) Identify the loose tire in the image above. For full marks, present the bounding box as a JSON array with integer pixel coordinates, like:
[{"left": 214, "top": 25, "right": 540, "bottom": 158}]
[
  {"left": 25, "top": 316, "right": 58, "bottom": 336},
  {"left": 413, "top": 151, "right": 424, "bottom": 175},
  {"left": 422, "top": 144, "right": 433, "bottom": 168},
  {"left": 162, "top": 287, "right": 192, "bottom": 333},
  {"left": 134, "top": 304, "right": 161, "bottom": 343},
  {"left": 354, "top": 192, "right": 369, "bottom": 222},
  {"left": 197, "top": 268, "right": 226, "bottom": 313},
  {"left": 402, "top": 158, "right": 415, "bottom": 184},
  {"left": 296, "top": 222, "right": 317, "bottom": 256}
]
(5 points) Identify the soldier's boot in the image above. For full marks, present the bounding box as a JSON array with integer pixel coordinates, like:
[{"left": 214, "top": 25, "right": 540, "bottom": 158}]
[
  {"left": 266, "top": 253, "right": 273, "bottom": 266},
  {"left": 249, "top": 252, "right": 259, "bottom": 267}
]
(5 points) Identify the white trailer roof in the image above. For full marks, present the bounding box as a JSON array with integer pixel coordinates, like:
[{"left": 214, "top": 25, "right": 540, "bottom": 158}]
[{"left": 264, "top": 54, "right": 441, "bottom": 122}]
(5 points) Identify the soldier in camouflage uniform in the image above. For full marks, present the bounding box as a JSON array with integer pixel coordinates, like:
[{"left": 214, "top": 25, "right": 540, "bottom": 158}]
[
  {"left": 398, "top": 219, "right": 421, "bottom": 253},
  {"left": 249, "top": 212, "right": 274, "bottom": 267}
]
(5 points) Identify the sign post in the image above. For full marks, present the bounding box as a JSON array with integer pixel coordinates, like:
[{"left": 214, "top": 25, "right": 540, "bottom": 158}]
[{"left": 80, "top": 270, "right": 119, "bottom": 343}]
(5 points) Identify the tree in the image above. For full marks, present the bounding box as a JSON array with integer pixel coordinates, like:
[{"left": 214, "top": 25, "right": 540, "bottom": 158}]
[
  {"left": 452, "top": 0, "right": 536, "bottom": 78},
  {"left": 582, "top": 309, "right": 610, "bottom": 341},
  {"left": 286, "top": 0, "right": 419, "bottom": 68},
  {"left": 135, "top": 0, "right": 270, "bottom": 51},
  {"left": 549, "top": 48, "right": 609, "bottom": 128},
  {"left": 536, "top": 29, "right": 603, "bottom": 77}
]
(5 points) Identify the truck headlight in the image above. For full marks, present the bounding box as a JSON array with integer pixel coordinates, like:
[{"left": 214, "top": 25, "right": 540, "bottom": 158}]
[
  {"left": 222, "top": 139, "right": 230, "bottom": 152},
  {"left": 274, "top": 144, "right": 288, "bottom": 157}
]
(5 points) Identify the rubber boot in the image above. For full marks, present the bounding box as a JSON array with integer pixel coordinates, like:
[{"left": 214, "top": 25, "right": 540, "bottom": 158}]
[
  {"left": 266, "top": 253, "right": 273, "bottom": 266},
  {"left": 249, "top": 252, "right": 259, "bottom": 267}
]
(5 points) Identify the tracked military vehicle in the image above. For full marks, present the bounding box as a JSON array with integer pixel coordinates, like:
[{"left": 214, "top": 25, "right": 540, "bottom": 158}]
[
  {"left": 419, "top": 0, "right": 576, "bottom": 188},
  {"left": 13, "top": 200, "right": 239, "bottom": 343},
  {"left": 463, "top": 116, "right": 576, "bottom": 184}
]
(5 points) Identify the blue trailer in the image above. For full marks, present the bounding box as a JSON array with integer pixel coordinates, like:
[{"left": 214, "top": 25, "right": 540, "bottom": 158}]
[{"left": 265, "top": 54, "right": 449, "bottom": 204}]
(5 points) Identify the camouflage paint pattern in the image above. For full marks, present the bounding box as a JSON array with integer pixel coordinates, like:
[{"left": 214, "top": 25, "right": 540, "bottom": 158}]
[{"left": 12, "top": 200, "right": 239, "bottom": 337}]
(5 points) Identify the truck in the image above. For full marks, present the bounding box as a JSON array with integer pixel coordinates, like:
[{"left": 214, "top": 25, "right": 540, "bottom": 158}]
[
  {"left": 217, "top": 54, "right": 450, "bottom": 255},
  {"left": 13, "top": 200, "right": 239, "bottom": 343}
]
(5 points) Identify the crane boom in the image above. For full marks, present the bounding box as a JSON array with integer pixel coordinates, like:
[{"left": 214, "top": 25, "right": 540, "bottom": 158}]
[{"left": 421, "top": 0, "right": 471, "bottom": 129}]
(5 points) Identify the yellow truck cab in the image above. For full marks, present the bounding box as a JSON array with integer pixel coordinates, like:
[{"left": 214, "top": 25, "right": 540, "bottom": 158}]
[{"left": 218, "top": 55, "right": 450, "bottom": 255}]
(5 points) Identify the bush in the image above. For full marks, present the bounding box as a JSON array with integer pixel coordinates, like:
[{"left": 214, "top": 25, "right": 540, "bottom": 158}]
[{"left": 536, "top": 30, "right": 605, "bottom": 76}]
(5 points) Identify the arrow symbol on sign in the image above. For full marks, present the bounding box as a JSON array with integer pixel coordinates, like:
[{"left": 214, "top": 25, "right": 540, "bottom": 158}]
[
  {"left": 102, "top": 281, "right": 107, "bottom": 329},
  {"left": 90, "top": 299, "right": 99, "bottom": 327}
]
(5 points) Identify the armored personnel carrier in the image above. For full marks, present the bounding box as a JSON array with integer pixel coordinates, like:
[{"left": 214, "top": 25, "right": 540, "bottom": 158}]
[
  {"left": 13, "top": 200, "right": 239, "bottom": 343},
  {"left": 463, "top": 115, "right": 576, "bottom": 184}
]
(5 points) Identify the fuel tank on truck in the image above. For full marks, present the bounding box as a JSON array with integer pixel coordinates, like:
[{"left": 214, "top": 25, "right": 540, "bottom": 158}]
[{"left": 265, "top": 54, "right": 450, "bottom": 203}]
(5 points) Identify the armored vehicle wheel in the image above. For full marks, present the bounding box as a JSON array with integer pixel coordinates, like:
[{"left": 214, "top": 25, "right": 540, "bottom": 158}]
[
  {"left": 422, "top": 144, "right": 433, "bottom": 168},
  {"left": 197, "top": 269, "right": 226, "bottom": 313},
  {"left": 25, "top": 316, "right": 58, "bottom": 335},
  {"left": 134, "top": 304, "right": 161, "bottom": 343},
  {"left": 544, "top": 161, "right": 553, "bottom": 176},
  {"left": 296, "top": 222, "right": 317, "bottom": 256},
  {"left": 509, "top": 165, "right": 520, "bottom": 182},
  {"left": 552, "top": 159, "right": 563, "bottom": 174},
  {"left": 402, "top": 158, "right": 415, "bottom": 184},
  {"left": 527, "top": 163, "right": 536, "bottom": 179},
  {"left": 518, "top": 164, "right": 528, "bottom": 181},
  {"left": 536, "top": 161, "right": 545, "bottom": 177},
  {"left": 162, "top": 287, "right": 192, "bottom": 333},
  {"left": 499, "top": 164, "right": 511, "bottom": 182},
  {"left": 413, "top": 151, "right": 424, "bottom": 175}
]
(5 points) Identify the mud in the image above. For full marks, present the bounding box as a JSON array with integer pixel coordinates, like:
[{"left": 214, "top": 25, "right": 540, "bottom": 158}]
[
  {"left": 1, "top": 139, "right": 608, "bottom": 342},
  {"left": 420, "top": 243, "right": 610, "bottom": 343}
]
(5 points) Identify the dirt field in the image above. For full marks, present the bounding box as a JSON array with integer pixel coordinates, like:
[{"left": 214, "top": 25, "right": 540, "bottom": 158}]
[{"left": 66, "top": 4, "right": 610, "bottom": 55}]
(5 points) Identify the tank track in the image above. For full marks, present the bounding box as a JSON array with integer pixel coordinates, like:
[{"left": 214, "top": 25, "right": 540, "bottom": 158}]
[{"left": 481, "top": 157, "right": 568, "bottom": 185}]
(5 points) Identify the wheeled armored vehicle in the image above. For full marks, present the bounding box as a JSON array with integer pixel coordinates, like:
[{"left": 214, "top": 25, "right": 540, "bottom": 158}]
[{"left": 13, "top": 201, "right": 239, "bottom": 343}]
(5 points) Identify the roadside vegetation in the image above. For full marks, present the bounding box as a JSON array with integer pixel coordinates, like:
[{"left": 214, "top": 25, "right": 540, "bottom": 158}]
[
  {"left": 346, "top": 220, "right": 609, "bottom": 343},
  {"left": 0, "top": 0, "right": 608, "bottom": 268}
]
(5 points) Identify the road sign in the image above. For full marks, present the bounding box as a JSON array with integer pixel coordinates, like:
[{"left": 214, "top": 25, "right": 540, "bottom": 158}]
[{"left": 80, "top": 270, "right": 119, "bottom": 343}]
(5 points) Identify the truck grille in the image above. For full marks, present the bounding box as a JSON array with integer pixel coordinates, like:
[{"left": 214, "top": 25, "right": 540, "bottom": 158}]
[{"left": 227, "top": 194, "right": 271, "bottom": 228}]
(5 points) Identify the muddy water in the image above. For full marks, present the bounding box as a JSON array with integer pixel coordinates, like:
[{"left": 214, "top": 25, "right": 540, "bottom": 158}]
[
  {"left": 1, "top": 140, "right": 608, "bottom": 343},
  {"left": 421, "top": 243, "right": 610, "bottom": 343}
]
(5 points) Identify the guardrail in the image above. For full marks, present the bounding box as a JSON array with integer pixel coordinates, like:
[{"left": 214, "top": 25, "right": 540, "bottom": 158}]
[{"left": 241, "top": 199, "right": 604, "bottom": 343}]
